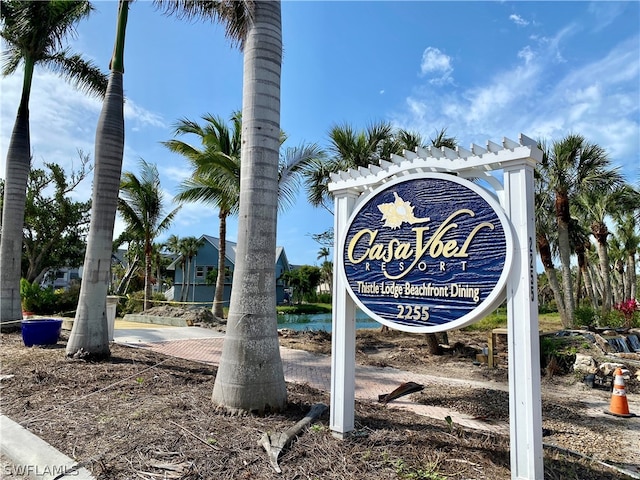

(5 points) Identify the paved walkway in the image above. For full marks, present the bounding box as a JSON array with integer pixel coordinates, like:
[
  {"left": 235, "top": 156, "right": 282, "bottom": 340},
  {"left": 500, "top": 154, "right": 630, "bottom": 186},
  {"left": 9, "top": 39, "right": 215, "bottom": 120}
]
[{"left": 113, "top": 323, "right": 510, "bottom": 434}]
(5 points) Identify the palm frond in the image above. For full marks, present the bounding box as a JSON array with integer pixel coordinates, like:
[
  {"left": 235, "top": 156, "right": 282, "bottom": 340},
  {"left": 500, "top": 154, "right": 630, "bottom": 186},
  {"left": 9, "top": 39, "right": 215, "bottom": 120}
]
[
  {"left": 153, "top": 0, "right": 252, "bottom": 49},
  {"left": 43, "top": 49, "right": 108, "bottom": 98}
]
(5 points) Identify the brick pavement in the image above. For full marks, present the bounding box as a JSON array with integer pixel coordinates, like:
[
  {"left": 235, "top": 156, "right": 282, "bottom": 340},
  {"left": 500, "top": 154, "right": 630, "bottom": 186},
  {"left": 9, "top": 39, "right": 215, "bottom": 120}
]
[{"left": 120, "top": 336, "right": 509, "bottom": 435}]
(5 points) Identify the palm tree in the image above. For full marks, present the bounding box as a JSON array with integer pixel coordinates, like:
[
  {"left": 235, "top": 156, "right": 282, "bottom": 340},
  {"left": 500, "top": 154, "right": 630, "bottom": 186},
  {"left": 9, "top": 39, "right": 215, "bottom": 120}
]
[
  {"left": 164, "top": 234, "right": 186, "bottom": 301},
  {"left": 66, "top": 0, "right": 130, "bottom": 358},
  {"left": 613, "top": 198, "right": 640, "bottom": 301},
  {"left": 164, "top": 112, "right": 241, "bottom": 318},
  {"left": 68, "top": 0, "right": 247, "bottom": 358},
  {"left": 575, "top": 182, "right": 627, "bottom": 316},
  {"left": 0, "top": 0, "right": 107, "bottom": 330},
  {"left": 317, "top": 247, "right": 330, "bottom": 264},
  {"left": 305, "top": 121, "right": 395, "bottom": 211},
  {"left": 179, "top": 236, "right": 205, "bottom": 303},
  {"left": 166, "top": 112, "right": 323, "bottom": 319},
  {"left": 212, "top": 0, "right": 288, "bottom": 413},
  {"left": 537, "top": 134, "right": 620, "bottom": 327},
  {"left": 117, "top": 159, "right": 180, "bottom": 311}
]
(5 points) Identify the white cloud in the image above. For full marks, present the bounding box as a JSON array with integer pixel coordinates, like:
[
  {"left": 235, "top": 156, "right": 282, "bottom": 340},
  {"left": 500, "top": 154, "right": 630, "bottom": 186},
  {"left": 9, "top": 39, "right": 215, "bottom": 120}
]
[
  {"left": 394, "top": 31, "right": 639, "bottom": 182},
  {"left": 518, "top": 46, "right": 535, "bottom": 65},
  {"left": 588, "top": 2, "right": 627, "bottom": 32},
  {"left": 419, "top": 47, "right": 453, "bottom": 85},
  {"left": 1, "top": 69, "right": 167, "bottom": 180},
  {"left": 509, "top": 14, "right": 529, "bottom": 27}
]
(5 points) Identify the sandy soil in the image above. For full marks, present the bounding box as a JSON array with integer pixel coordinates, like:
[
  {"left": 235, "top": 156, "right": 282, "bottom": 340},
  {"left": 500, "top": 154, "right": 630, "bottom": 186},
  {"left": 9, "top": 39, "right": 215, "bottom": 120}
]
[{"left": 1, "top": 326, "right": 639, "bottom": 480}]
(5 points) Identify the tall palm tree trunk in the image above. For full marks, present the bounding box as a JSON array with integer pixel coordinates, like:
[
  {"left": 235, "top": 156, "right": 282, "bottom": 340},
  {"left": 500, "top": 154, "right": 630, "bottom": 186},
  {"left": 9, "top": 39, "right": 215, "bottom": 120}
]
[
  {"left": 66, "top": 0, "right": 128, "bottom": 358},
  {"left": 537, "top": 232, "right": 567, "bottom": 324},
  {"left": 212, "top": 0, "right": 287, "bottom": 413},
  {"left": 144, "top": 247, "right": 152, "bottom": 311},
  {"left": 183, "top": 258, "right": 191, "bottom": 302},
  {"left": 66, "top": 72, "right": 124, "bottom": 358},
  {"left": 213, "top": 211, "right": 228, "bottom": 319},
  {"left": 556, "top": 194, "right": 575, "bottom": 326},
  {"left": 626, "top": 255, "right": 637, "bottom": 300},
  {"left": 0, "top": 61, "right": 34, "bottom": 330},
  {"left": 592, "top": 226, "right": 613, "bottom": 315}
]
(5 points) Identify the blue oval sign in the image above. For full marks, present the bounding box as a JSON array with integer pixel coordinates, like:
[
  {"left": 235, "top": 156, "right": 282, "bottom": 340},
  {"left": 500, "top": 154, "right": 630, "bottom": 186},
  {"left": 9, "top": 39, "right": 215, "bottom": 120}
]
[{"left": 341, "top": 173, "right": 513, "bottom": 333}]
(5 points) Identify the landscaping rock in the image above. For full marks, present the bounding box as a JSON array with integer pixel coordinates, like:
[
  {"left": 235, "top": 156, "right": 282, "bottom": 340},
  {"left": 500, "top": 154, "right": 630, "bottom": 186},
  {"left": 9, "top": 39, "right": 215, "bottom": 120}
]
[{"left": 573, "top": 353, "right": 597, "bottom": 374}]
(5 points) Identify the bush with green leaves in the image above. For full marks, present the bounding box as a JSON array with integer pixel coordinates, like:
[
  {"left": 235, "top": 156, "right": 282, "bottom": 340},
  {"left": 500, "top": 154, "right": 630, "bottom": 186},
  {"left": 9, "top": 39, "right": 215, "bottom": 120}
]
[
  {"left": 20, "top": 279, "right": 56, "bottom": 313},
  {"left": 574, "top": 306, "right": 598, "bottom": 328},
  {"left": 20, "top": 279, "right": 81, "bottom": 315}
]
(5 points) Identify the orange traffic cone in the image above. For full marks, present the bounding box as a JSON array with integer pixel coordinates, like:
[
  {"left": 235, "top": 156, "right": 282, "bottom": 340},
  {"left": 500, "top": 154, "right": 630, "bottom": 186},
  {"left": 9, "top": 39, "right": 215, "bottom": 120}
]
[{"left": 604, "top": 368, "right": 635, "bottom": 418}]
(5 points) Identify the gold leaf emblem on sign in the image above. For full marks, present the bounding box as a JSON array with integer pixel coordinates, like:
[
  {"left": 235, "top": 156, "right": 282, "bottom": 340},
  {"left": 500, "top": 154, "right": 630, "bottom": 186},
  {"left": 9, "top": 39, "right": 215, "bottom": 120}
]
[{"left": 377, "top": 192, "right": 430, "bottom": 229}]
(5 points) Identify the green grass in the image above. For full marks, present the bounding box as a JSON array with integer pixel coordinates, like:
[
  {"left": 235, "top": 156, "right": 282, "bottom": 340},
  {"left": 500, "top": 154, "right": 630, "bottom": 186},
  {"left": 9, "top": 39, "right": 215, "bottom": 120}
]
[
  {"left": 276, "top": 303, "right": 331, "bottom": 315},
  {"left": 463, "top": 309, "right": 563, "bottom": 333}
]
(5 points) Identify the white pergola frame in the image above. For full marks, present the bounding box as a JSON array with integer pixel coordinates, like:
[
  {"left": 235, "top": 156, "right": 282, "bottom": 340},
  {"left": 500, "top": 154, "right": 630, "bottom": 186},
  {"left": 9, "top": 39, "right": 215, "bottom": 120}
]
[{"left": 328, "top": 133, "right": 544, "bottom": 480}]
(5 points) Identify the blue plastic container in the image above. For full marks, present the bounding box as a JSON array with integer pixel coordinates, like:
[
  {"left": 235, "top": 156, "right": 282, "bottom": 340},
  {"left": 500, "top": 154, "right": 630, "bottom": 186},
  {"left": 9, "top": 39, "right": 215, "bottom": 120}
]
[{"left": 21, "top": 319, "right": 63, "bottom": 347}]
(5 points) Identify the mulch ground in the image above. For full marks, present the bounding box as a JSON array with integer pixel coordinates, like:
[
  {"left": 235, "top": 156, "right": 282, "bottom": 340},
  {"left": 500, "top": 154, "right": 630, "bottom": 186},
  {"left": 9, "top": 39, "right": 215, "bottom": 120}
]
[{"left": 0, "top": 330, "right": 637, "bottom": 479}]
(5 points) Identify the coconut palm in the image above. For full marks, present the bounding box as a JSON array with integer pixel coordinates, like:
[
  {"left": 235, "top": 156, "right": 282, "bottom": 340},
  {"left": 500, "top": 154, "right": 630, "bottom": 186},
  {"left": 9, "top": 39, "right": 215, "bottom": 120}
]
[
  {"left": 164, "top": 112, "right": 241, "bottom": 319},
  {"left": 0, "top": 0, "right": 107, "bottom": 330},
  {"left": 305, "top": 122, "right": 395, "bottom": 211},
  {"left": 166, "top": 112, "right": 323, "bottom": 319},
  {"left": 117, "top": 159, "right": 180, "bottom": 311},
  {"left": 537, "top": 134, "right": 620, "bottom": 327},
  {"left": 317, "top": 247, "right": 330, "bottom": 263}
]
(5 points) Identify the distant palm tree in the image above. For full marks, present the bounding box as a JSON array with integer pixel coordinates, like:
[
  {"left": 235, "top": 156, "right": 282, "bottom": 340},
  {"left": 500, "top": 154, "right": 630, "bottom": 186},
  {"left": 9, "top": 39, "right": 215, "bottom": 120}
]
[
  {"left": 317, "top": 247, "right": 330, "bottom": 263},
  {"left": 180, "top": 236, "right": 205, "bottom": 303},
  {"left": 166, "top": 112, "right": 323, "bottom": 318},
  {"left": 612, "top": 192, "right": 640, "bottom": 300},
  {"left": 164, "top": 234, "right": 186, "bottom": 300},
  {"left": 117, "top": 159, "right": 180, "bottom": 311},
  {"left": 164, "top": 112, "right": 241, "bottom": 318},
  {"left": 0, "top": 0, "right": 107, "bottom": 330},
  {"left": 305, "top": 125, "right": 455, "bottom": 212},
  {"left": 305, "top": 122, "right": 394, "bottom": 211}
]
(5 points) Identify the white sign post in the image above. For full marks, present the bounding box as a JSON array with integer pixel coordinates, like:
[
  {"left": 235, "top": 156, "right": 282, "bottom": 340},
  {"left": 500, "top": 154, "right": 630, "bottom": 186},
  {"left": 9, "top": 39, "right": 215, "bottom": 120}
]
[{"left": 328, "top": 134, "right": 544, "bottom": 479}]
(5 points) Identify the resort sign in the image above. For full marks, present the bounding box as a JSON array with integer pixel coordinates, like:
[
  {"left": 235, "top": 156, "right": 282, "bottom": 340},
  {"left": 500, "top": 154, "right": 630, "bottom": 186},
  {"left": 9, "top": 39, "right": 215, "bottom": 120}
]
[
  {"left": 341, "top": 173, "right": 513, "bottom": 333},
  {"left": 329, "top": 135, "right": 544, "bottom": 479}
]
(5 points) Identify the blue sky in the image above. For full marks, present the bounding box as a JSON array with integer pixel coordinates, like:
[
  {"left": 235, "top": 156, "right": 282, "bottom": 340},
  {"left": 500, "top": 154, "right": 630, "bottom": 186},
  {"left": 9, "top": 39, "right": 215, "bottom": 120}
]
[{"left": 1, "top": 1, "right": 639, "bottom": 267}]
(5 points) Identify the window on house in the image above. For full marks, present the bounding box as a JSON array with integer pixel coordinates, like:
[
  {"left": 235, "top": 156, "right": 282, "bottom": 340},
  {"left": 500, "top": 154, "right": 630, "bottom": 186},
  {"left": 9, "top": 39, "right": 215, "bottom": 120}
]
[{"left": 196, "top": 266, "right": 204, "bottom": 278}]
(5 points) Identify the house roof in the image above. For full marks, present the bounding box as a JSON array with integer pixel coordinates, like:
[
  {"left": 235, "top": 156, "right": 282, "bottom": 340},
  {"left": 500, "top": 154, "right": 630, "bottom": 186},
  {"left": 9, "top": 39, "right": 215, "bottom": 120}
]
[{"left": 167, "top": 235, "right": 286, "bottom": 270}]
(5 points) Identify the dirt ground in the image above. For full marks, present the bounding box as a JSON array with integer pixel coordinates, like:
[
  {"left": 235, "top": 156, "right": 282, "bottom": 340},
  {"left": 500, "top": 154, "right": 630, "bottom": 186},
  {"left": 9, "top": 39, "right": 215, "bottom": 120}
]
[{"left": 1, "top": 326, "right": 639, "bottom": 480}]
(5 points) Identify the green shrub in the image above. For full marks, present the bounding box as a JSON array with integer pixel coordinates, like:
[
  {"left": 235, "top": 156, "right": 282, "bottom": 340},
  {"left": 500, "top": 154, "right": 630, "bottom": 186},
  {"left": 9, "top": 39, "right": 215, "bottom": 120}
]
[
  {"left": 600, "top": 310, "right": 625, "bottom": 329},
  {"left": 316, "top": 293, "right": 332, "bottom": 304},
  {"left": 574, "top": 306, "right": 598, "bottom": 328},
  {"left": 538, "top": 301, "right": 558, "bottom": 314},
  {"left": 276, "top": 303, "right": 331, "bottom": 315},
  {"left": 54, "top": 284, "right": 81, "bottom": 314},
  {"left": 20, "top": 279, "right": 57, "bottom": 314}
]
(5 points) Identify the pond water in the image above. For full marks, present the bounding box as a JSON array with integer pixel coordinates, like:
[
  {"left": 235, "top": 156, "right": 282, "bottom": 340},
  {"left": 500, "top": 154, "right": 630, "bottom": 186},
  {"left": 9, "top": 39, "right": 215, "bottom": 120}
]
[{"left": 277, "top": 310, "right": 380, "bottom": 332}]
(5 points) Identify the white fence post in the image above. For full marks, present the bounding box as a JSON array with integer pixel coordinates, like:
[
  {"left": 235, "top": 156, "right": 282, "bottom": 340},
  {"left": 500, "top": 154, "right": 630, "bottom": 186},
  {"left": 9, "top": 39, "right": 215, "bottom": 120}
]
[
  {"left": 504, "top": 160, "right": 544, "bottom": 480},
  {"left": 330, "top": 190, "right": 358, "bottom": 438}
]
